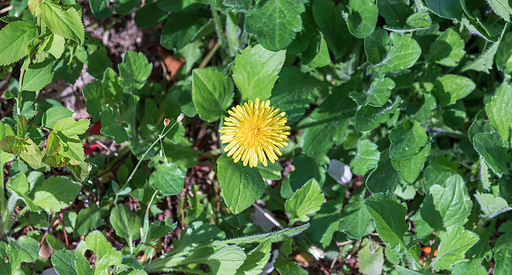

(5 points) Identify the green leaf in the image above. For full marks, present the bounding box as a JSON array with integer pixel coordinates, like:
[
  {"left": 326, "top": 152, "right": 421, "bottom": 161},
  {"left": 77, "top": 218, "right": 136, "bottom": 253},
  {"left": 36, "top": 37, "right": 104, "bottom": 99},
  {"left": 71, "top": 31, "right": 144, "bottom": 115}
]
[
  {"left": 350, "top": 139, "right": 380, "bottom": 175},
  {"left": 160, "top": 11, "right": 206, "bottom": 51},
  {"left": 349, "top": 77, "right": 395, "bottom": 107},
  {"left": 420, "top": 174, "right": 473, "bottom": 231},
  {"left": 0, "top": 21, "right": 37, "bottom": 66},
  {"left": 32, "top": 176, "right": 81, "bottom": 212},
  {"left": 217, "top": 154, "right": 266, "bottom": 214},
  {"left": 235, "top": 240, "right": 271, "bottom": 275},
  {"left": 494, "top": 232, "right": 512, "bottom": 275},
  {"left": 285, "top": 179, "right": 324, "bottom": 224},
  {"left": 256, "top": 161, "right": 283, "bottom": 180},
  {"left": 134, "top": 2, "right": 168, "bottom": 28},
  {"left": 52, "top": 250, "right": 78, "bottom": 275},
  {"left": 145, "top": 218, "right": 177, "bottom": 242},
  {"left": 475, "top": 192, "right": 512, "bottom": 220},
  {"left": 12, "top": 235, "right": 39, "bottom": 263},
  {"left": 424, "top": 0, "right": 463, "bottom": 20},
  {"left": 274, "top": 258, "right": 308, "bottom": 275},
  {"left": 473, "top": 132, "right": 510, "bottom": 176},
  {"left": 100, "top": 107, "right": 129, "bottom": 144},
  {"left": 43, "top": 107, "right": 74, "bottom": 129},
  {"left": 405, "top": 11, "right": 432, "bottom": 29},
  {"left": 451, "top": 259, "right": 488, "bottom": 275},
  {"left": 74, "top": 204, "right": 106, "bottom": 237},
  {"left": 0, "top": 242, "right": 22, "bottom": 274},
  {"left": 55, "top": 133, "right": 85, "bottom": 165},
  {"left": 40, "top": 1, "right": 84, "bottom": 44},
  {"left": 309, "top": 201, "right": 342, "bottom": 248},
  {"left": 0, "top": 136, "right": 47, "bottom": 170},
  {"left": 432, "top": 226, "right": 479, "bottom": 271},
  {"left": 232, "top": 44, "right": 286, "bottom": 102},
  {"left": 88, "top": 0, "right": 113, "bottom": 19},
  {"left": 497, "top": 32, "right": 512, "bottom": 73},
  {"left": 110, "top": 204, "right": 142, "bottom": 243},
  {"left": 289, "top": 155, "right": 325, "bottom": 191},
  {"left": 339, "top": 191, "right": 373, "bottom": 239},
  {"left": 364, "top": 27, "right": 388, "bottom": 64},
  {"left": 395, "top": 265, "right": 438, "bottom": 275},
  {"left": 149, "top": 163, "right": 185, "bottom": 196},
  {"left": 75, "top": 231, "right": 122, "bottom": 275},
  {"left": 392, "top": 144, "right": 431, "bottom": 184},
  {"left": 389, "top": 119, "right": 428, "bottom": 160},
  {"left": 487, "top": 0, "right": 511, "bottom": 21},
  {"left": 365, "top": 149, "right": 401, "bottom": 193},
  {"left": 0, "top": 123, "right": 15, "bottom": 164},
  {"left": 53, "top": 117, "right": 90, "bottom": 136},
  {"left": 354, "top": 96, "right": 401, "bottom": 131},
  {"left": 16, "top": 114, "right": 28, "bottom": 138},
  {"left": 461, "top": 39, "right": 500, "bottom": 73},
  {"left": 432, "top": 74, "right": 476, "bottom": 106},
  {"left": 365, "top": 192, "right": 408, "bottom": 249},
  {"left": 485, "top": 83, "right": 512, "bottom": 143},
  {"left": 269, "top": 66, "right": 321, "bottom": 122},
  {"left": 192, "top": 68, "right": 234, "bottom": 122},
  {"left": 245, "top": 0, "right": 308, "bottom": 51},
  {"left": 21, "top": 59, "right": 54, "bottom": 92},
  {"left": 376, "top": 32, "right": 421, "bottom": 73},
  {"left": 119, "top": 50, "right": 152, "bottom": 90},
  {"left": 426, "top": 28, "right": 466, "bottom": 67},
  {"left": 342, "top": 0, "right": 378, "bottom": 39},
  {"left": 302, "top": 32, "right": 331, "bottom": 68},
  {"left": 358, "top": 238, "right": 384, "bottom": 275},
  {"left": 204, "top": 246, "right": 246, "bottom": 275},
  {"left": 312, "top": 0, "right": 350, "bottom": 59}
]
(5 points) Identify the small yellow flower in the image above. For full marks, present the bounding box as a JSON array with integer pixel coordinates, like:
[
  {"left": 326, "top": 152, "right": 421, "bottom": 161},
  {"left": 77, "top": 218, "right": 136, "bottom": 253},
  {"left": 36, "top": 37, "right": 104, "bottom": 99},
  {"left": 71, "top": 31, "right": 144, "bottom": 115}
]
[{"left": 219, "top": 98, "right": 291, "bottom": 168}]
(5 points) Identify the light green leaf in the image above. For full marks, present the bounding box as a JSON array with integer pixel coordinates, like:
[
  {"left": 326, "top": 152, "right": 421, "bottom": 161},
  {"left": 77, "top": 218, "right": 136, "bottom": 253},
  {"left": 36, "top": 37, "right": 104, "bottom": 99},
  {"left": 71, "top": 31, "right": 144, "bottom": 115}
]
[
  {"left": 473, "top": 132, "right": 510, "bottom": 176},
  {"left": 497, "top": 32, "right": 512, "bottom": 73},
  {"left": 376, "top": 32, "right": 421, "bottom": 73},
  {"left": 145, "top": 218, "right": 177, "bottom": 242},
  {"left": 0, "top": 136, "right": 47, "bottom": 170},
  {"left": 365, "top": 149, "right": 401, "bottom": 194},
  {"left": 55, "top": 133, "right": 85, "bottom": 165},
  {"left": 302, "top": 32, "right": 331, "bottom": 68},
  {"left": 12, "top": 235, "right": 39, "bottom": 263},
  {"left": 350, "top": 139, "right": 380, "bottom": 175},
  {"left": 349, "top": 77, "right": 395, "bottom": 107},
  {"left": 485, "top": 83, "right": 512, "bottom": 143},
  {"left": 395, "top": 265, "right": 438, "bottom": 275},
  {"left": 487, "top": 0, "right": 511, "bottom": 21},
  {"left": 312, "top": 0, "right": 350, "bottom": 59},
  {"left": 405, "top": 11, "right": 432, "bottom": 29},
  {"left": 274, "top": 258, "right": 308, "bottom": 275},
  {"left": 420, "top": 174, "right": 473, "bottom": 231},
  {"left": 309, "top": 201, "right": 342, "bottom": 248},
  {"left": 43, "top": 107, "right": 74, "bottom": 129},
  {"left": 342, "top": 0, "right": 378, "bottom": 39},
  {"left": 149, "top": 163, "right": 185, "bottom": 196},
  {"left": 217, "top": 154, "right": 266, "bottom": 214},
  {"left": 432, "top": 226, "right": 479, "bottom": 271},
  {"left": 245, "top": 0, "right": 308, "bottom": 51},
  {"left": 206, "top": 246, "right": 246, "bottom": 275},
  {"left": 354, "top": 96, "right": 401, "bottom": 131},
  {"left": 53, "top": 117, "right": 90, "bottom": 136},
  {"left": 426, "top": 28, "right": 466, "bottom": 67},
  {"left": 461, "top": 40, "right": 500, "bottom": 73},
  {"left": 75, "top": 231, "right": 122, "bottom": 275},
  {"left": 21, "top": 59, "right": 54, "bottom": 92},
  {"left": 451, "top": 259, "right": 488, "bottom": 275},
  {"left": 73, "top": 204, "right": 106, "bottom": 237},
  {"left": 100, "top": 107, "right": 129, "bottom": 144},
  {"left": 389, "top": 120, "right": 428, "bottom": 160},
  {"left": 285, "top": 179, "right": 324, "bottom": 224},
  {"left": 110, "top": 204, "right": 142, "bottom": 243},
  {"left": 118, "top": 50, "right": 152, "bottom": 90},
  {"left": 0, "top": 123, "right": 15, "bottom": 164},
  {"left": 358, "top": 238, "right": 384, "bottom": 275},
  {"left": 235, "top": 240, "right": 271, "bottom": 275},
  {"left": 475, "top": 192, "right": 512, "bottom": 220},
  {"left": 392, "top": 144, "right": 431, "bottom": 184},
  {"left": 33, "top": 176, "right": 81, "bottom": 212},
  {"left": 365, "top": 192, "right": 408, "bottom": 249},
  {"left": 160, "top": 11, "right": 206, "bottom": 51},
  {"left": 494, "top": 232, "right": 512, "bottom": 275},
  {"left": 432, "top": 74, "right": 476, "bottom": 106},
  {"left": 339, "top": 191, "right": 373, "bottom": 239},
  {"left": 256, "top": 161, "right": 283, "bottom": 180},
  {"left": 192, "top": 69, "right": 234, "bottom": 122},
  {"left": 52, "top": 250, "right": 78, "bottom": 275},
  {"left": 232, "top": 44, "right": 286, "bottom": 102},
  {"left": 40, "top": 1, "right": 84, "bottom": 44},
  {"left": 364, "top": 27, "right": 388, "bottom": 65},
  {"left": 0, "top": 21, "right": 37, "bottom": 66}
]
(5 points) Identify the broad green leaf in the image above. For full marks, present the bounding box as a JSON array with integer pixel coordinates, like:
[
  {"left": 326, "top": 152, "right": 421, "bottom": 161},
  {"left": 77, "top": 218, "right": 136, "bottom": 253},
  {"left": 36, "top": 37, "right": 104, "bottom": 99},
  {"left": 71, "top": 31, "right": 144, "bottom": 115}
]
[
  {"left": 52, "top": 250, "right": 78, "bottom": 275},
  {"left": 312, "top": 0, "right": 350, "bottom": 59},
  {"left": 235, "top": 240, "right": 271, "bottom": 275},
  {"left": 349, "top": 77, "right": 395, "bottom": 107},
  {"left": 339, "top": 191, "right": 373, "bottom": 239},
  {"left": 217, "top": 154, "right": 266, "bottom": 214},
  {"left": 274, "top": 258, "right": 308, "bottom": 275},
  {"left": 350, "top": 139, "right": 380, "bottom": 175},
  {"left": 215, "top": 223, "right": 309, "bottom": 246},
  {"left": 0, "top": 136, "right": 47, "bottom": 170},
  {"left": 43, "top": 107, "right": 74, "bottom": 129},
  {"left": 461, "top": 39, "right": 500, "bottom": 73},
  {"left": 55, "top": 133, "right": 85, "bottom": 165},
  {"left": 149, "top": 163, "right": 185, "bottom": 195},
  {"left": 160, "top": 11, "right": 207, "bottom": 50},
  {"left": 203, "top": 246, "right": 246, "bottom": 275},
  {"left": 113, "top": 0, "right": 142, "bottom": 15},
  {"left": 309, "top": 200, "right": 342, "bottom": 248},
  {"left": 53, "top": 117, "right": 90, "bottom": 136},
  {"left": 376, "top": 32, "right": 421, "bottom": 73},
  {"left": 40, "top": 1, "right": 84, "bottom": 44},
  {"left": 269, "top": 67, "right": 321, "bottom": 122},
  {"left": 494, "top": 232, "right": 512, "bottom": 275},
  {"left": 392, "top": 144, "right": 431, "bottom": 184},
  {"left": 424, "top": 0, "right": 463, "bottom": 20},
  {"left": 285, "top": 179, "right": 324, "bottom": 224},
  {"left": 7, "top": 172, "right": 29, "bottom": 195},
  {"left": 22, "top": 59, "right": 54, "bottom": 92},
  {"left": 432, "top": 226, "right": 479, "bottom": 271},
  {"left": 395, "top": 265, "right": 438, "bottom": 275},
  {"left": 145, "top": 218, "right": 177, "bottom": 242},
  {"left": 302, "top": 32, "right": 331, "bottom": 68},
  {"left": 75, "top": 231, "right": 122, "bottom": 275},
  {"left": 134, "top": 2, "right": 168, "bottom": 28},
  {"left": 0, "top": 21, "right": 37, "bottom": 66},
  {"left": 420, "top": 174, "right": 473, "bottom": 231},
  {"left": 232, "top": 44, "right": 286, "bottom": 102},
  {"left": 0, "top": 242, "right": 22, "bottom": 274},
  {"left": 100, "top": 107, "right": 129, "bottom": 143},
  {"left": 486, "top": 83, "right": 512, "bottom": 142},
  {"left": 110, "top": 204, "right": 142, "bottom": 243},
  {"left": 257, "top": 162, "right": 283, "bottom": 180},
  {"left": 16, "top": 114, "right": 28, "bottom": 138},
  {"left": 172, "top": 221, "right": 225, "bottom": 254},
  {"left": 473, "top": 132, "right": 510, "bottom": 176},
  {"left": 0, "top": 123, "right": 15, "bottom": 163},
  {"left": 245, "top": 0, "right": 308, "bottom": 51},
  {"left": 354, "top": 96, "right": 401, "bottom": 131},
  {"left": 303, "top": 88, "right": 357, "bottom": 156},
  {"left": 192, "top": 69, "right": 234, "bottom": 122},
  {"left": 432, "top": 74, "right": 476, "bottom": 106},
  {"left": 289, "top": 155, "right": 325, "bottom": 191},
  {"left": 377, "top": 0, "right": 412, "bottom": 27},
  {"left": 389, "top": 120, "right": 428, "bottom": 160},
  {"left": 451, "top": 259, "right": 488, "bottom": 275},
  {"left": 404, "top": 11, "right": 431, "bottom": 30},
  {"left": 47, "top": 34, "right": 65, "bottom": 59},
  {"left": 426, "top": 28, "right": 466, "bottom": 67},
  {"left": 12, "top": 235, "right": 39, "bottom": 263},
  {"left": 364, "top": 27, "right": 388, "bottom": 65},
  {"left": 33, "top": 176, "right": 81, "bottom": 212},
  {"left": 487, "top": 0, "right": 511, "bottom": 21},
  {"left": 74, "top": 204, "right": 107, "bottom": 237},
  {"left": 358, "top": 238, "right": 384, "bottom": 275},
  {"left": 365, "top": 149, "right": 401, "bottom": 193},
  {"left": 497, "top": 32, "right": 512, "bottom": 73},
  {"left": 342, "top": 0, "right": 378, "bottom": 39},
  {"left": 365, "top": 192, "right": 408, "bottom": 249},
  {"left": 119, "top": 50, "right": 152, "bottom": 90},
  {"left": 475, "top": 192, "right": 512, "bottom": 220},
  {"left": 89, "top": 0, "right": 113, "bottom": 19}
]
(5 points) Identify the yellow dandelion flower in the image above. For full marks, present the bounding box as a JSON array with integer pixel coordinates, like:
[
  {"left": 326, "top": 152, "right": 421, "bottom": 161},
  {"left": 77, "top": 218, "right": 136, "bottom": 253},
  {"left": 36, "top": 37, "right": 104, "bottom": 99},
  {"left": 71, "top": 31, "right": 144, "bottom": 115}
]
[{"left": 219, "top": 98, "right": 291, "bottom": 168}]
